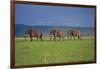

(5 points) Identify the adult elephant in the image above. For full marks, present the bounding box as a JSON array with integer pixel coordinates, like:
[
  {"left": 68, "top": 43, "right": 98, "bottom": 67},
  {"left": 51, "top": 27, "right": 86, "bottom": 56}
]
[
  {"left": 67, "top": 30, "right": 81, "bottom": 40},
  {"left": 24, "top": 29, "right": 43, "bottom": 41},
  {"left": 50, "top": 29, "right": 65, "bottom": 41}
]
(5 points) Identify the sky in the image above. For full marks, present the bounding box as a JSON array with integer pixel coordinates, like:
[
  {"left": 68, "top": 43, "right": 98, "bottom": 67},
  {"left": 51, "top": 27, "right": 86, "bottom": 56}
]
[{"left": 15, "top": 4, "right": 95, "bottom": 28}]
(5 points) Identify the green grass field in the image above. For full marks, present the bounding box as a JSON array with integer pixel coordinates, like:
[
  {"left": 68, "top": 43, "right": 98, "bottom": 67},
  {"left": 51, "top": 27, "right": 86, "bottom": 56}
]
[{"left": 15, "top": 37, "right": 95, "bottom": 66}]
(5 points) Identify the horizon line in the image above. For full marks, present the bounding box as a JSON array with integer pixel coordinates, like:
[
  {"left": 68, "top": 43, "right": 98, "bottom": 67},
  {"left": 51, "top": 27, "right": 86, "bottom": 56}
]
[{"left": 15, "top": 23, "right": 94, "bottom": 28}]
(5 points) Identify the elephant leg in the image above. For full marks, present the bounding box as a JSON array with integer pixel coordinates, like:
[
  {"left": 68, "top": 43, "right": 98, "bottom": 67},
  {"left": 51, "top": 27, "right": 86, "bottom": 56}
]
[
  {"left": 78, "top": 35, "right": 81, "bottom": 40},
  {"left": 50, "top": 36, "right": 52, "bottom": 41},
  {"left": 62, "top": 37, "right": 65, "bottom": 41},
  {"left": 30, "top": 37, "right": 33, "bottom": 41},
  {"left": 37, "top": 37, "right": 39, "bottom": 41},
  {"left": 54, "top": 36, "right": 56, "bottom": 41},
  {"left": 24, "top": 36, "right": 26, "bottom": 41},
  {"left": 59, "top": 37, "right": 61, "bottom": 41},
  {"left": 40, "top": 37, "right": 43, "bottom": 41},
  {"left": 74, "top": 36, "right": 75, "bottom": 40}
]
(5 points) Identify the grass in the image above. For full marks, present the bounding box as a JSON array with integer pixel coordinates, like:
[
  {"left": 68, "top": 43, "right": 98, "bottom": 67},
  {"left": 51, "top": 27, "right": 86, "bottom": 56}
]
[{"left": 15, "top": 37, "right": 95, "bottom": 66}]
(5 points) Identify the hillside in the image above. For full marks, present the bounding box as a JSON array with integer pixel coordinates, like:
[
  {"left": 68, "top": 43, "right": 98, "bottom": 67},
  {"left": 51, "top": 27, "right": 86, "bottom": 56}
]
[{"left": 15, "top": 24, "right": 94, "bottom": 37}]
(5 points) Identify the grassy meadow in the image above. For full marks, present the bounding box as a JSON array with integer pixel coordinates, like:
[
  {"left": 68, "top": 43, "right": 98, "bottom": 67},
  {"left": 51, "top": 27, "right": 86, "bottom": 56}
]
[{"left": 15, "top": 37, "right": 95, "bottom": 66}]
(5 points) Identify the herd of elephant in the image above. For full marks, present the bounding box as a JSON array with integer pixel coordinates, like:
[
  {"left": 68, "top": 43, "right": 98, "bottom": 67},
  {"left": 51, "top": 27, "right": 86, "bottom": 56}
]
[{"left": 24, "top": 28, "right": 81, "bottom": 41}]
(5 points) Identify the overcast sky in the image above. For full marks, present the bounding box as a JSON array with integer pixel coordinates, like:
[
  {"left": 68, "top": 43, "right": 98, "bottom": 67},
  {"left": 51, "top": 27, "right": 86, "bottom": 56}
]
[{"left": 15, "top": 4, "right": 95, "bottom": 28}]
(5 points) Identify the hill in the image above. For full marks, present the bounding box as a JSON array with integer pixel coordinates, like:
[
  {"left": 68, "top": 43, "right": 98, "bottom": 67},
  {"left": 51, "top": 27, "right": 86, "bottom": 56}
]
[{"left": 15, "top": 24, "right": 94, "bottom": 37}]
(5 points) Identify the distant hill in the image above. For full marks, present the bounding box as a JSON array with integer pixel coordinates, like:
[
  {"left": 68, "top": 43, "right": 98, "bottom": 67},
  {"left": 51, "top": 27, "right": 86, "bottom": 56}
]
[{"left": 15, "top": 24, "right": 94, "bottom": 37}]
